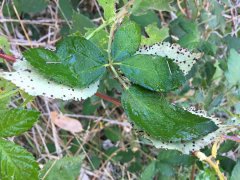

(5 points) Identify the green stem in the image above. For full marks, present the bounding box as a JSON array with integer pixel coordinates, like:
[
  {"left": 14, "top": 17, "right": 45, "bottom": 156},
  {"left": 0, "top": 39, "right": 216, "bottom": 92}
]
[
  {"left": 110, "top": 65, "right": 128, "bottom": 89},
  {"left": 85, "top": 18, "right": 114, "bottom": 40},
  {"left": 0, "top": 88, "right": 19, "bottom": 100}
]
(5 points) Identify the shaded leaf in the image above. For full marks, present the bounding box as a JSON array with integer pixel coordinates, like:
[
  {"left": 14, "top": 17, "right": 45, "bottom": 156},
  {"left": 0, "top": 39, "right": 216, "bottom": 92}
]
[
  {"left": 111, "top": 21, "right": 141, "bottom": 61},
  {"left": 132, "top": 0, "right": 174, "bottom": 15},
  {"left": 169, "top": 16, "right": 200, "bottom": 49},
  {"left": 71, "top": 12, "right": 95, "bottom": 34},
  {"left": 157, "top": 163, "right": 174, "bottom": 177},
  {"left": 14, "top": 0, "right": 48, "bottom": 13},
  {"left": 225, "top": 49, "right": 240, "bottom": 86},
  {"left": 157, "top": 150, "right": 194, "bottom": 166},
  {"left": 0, "top": 109, "right": 39, "bottom": 137},
  {"left": 140, "top": 161, "right": 156, "bottom": 180},
  {"left": 59, "top": 0, "right": 73, "bottom": 20},
  {"left": 39, "top": 155, "right": 84, "bottom": 180},
  {"left": 0, "top": 139, "right": 38, "bottom": 180},
  {"left": 224, "top": 35, "right": 240, "bottom": 52},
  {"left": 218, "top": 155, "right": 236, "bottom": 174},
  {"left": 120, "top": 55, "right": 185, "bottom": 92},
  {"left": 231, "top": 160, "right": 240, "bottom": 180},
  {"left": 130, "top": 11, "right": 161, "bottom": 28}
]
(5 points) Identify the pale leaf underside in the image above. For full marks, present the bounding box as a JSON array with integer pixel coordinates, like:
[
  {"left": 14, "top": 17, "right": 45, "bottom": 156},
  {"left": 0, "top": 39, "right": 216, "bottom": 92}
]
[
  {"left": 136, "top": 42, "right": 202, "bottom": 75},
  {"left": 0, "top": 58, "right": 99, "bottom": 101},
  {"left": 148, "top": 108, "right": 237, "bottom": 154}
]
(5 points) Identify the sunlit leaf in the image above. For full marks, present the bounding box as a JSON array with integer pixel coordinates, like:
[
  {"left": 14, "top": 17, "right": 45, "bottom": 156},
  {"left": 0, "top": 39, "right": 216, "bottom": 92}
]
[
  {"left": 0, "top": 109, "right": 39, "bottom": 137},
  {"left": 39, "top": 155, "right": 84, "bottom": 180},
  {"left": 120, "top": 55, "right": 185, "bottom": 92},
  {"left": 97, "top": 0, "right": 116, "bottom": 21},
  {"left": 0, "top": 139, "right": 38, "bottom": 180},
  {"left": 111, "top": 20, "right": 141, "bottom": 61},
  {"left": 225, "top": 49, "right": 240, "bottom": 86}
]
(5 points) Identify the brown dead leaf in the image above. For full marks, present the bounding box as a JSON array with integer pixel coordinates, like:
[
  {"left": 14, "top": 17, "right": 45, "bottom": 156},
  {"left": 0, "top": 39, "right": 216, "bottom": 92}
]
[{"left": 50, "top": 111, "right": 83, "bottom": 133}]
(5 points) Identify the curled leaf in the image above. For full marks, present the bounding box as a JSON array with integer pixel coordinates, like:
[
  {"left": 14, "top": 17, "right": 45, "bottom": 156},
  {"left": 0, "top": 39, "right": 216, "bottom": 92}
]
[
  {"left": 122, "top": 86, "right": 237, "bottom": 154},
  {"left": 0, "top": 59, "right": 99, "bottom": 101},
  {"left": 50, "top": 111, "right": 83, "bottom": 133},
  {"left": 136, "top": 42, "right": 202, "bottom": 75}
]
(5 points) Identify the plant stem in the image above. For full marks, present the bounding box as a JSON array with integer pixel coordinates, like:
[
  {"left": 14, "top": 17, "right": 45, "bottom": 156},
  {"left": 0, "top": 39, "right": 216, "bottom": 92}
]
[
  {"left": 0, "top": 53, "right": 16, "bottom": 62},
  {"left": 110, "top": 65, "right": 128, "bottom": 89},
  {"left": 194, "top": 151, "right": 225, "bottom": 180},
  {"left": 0, "top": 88, "right": 19, "bottom": 99},
  {"left": 95, "top": 92, "right": 121, "bottom": 106},
  {"left": 85, "top": 19, "right": 114, "bottom": 40}
]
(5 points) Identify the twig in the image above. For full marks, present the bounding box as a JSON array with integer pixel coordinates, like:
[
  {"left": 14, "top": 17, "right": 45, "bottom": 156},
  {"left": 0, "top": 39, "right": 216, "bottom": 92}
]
[
  {"left": 11, "top": 1, "right": 32, "bottom": 47},
  {"left": 193, "top": 151, "right": 225, "bottom": 180},
  {"left": 95, "top": 92, "right": 121, "bottom": 106},
  {"left": 223, "top": 135, "right": 240, "bottom": 142},
  {"left": 0, "top": 52, "right": 16, "bottom": 62},
  {"left": 190, "top": 163, "right": 196, "bottom": 180},
  {"left": 63, "top": 114, "right": 130, "bottom": 127}
]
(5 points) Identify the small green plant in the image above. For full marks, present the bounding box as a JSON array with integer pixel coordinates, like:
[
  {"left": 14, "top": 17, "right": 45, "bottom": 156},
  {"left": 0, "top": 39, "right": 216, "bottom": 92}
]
[{"left": 0, "top": 0, "right": 239, "bottom": 179}]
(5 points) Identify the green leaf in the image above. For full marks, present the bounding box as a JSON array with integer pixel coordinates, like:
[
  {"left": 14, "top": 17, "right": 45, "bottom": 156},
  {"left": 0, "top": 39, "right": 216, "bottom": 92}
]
[
  {"left": 120, "top": 55, "right": 185, "bottom": 92},
  {"left": 136, "top": 42, "right": 202, "bottom": 76},
  {"left": 0, "top": 139, "right": 38, "bottom": 180},
  {"left": 13, "top": 0, "right": 48, "bottom": 14},
  {"left": 225, "top": 49, "right": 240, "bottom": 86},
  {"left": 121, "top": 86, "right": 218, "bottom": 142},
  {"left": 85, "top": 28, "right": 109, "bottom": 51},
  {"left": 97, "top": 0, "right": 116, "bottom": 21},
  {"left": 71, "top": 12, "right": 95, "bottom": 34},
  {"left": 39, "top": 155, "right": 84, "bottom": 180},
  {"left": 59, "top": 0, "right": 73, "bottom": 20},
  {"left": 24, "top": 36, "right": 107, "bottom": 88},
  {"left": 130, "top": 11, "right": 161, "bottom": 28},
  {"left": 196, "top": 168, "right": 217, "bottom": 180},
  {"left": 132, "top": 0, "right": 174, "bottom": 15},
  {"left": 218, "top": 155, "right": 236, "bottom": 174},
  {"left": 0, "top": 59, "right": 100, "bottom": 101},
  {"left": 104, "top": 126, "right": 121, "bottom": 142},
  {"left": 0, "top": 36, "right": 10, "bottom": 62},
  {"left": 231, "top": 160, "right": 240, "bottom": 180},
  {"left": 169, "top": 16, "right": 200, "bottom": 49},
  {"left": 0, "top": 109, "right": 39, "bottom": 137},
  {"left": 141, "top": 23, "right": 169, "bottom": 45},
  {"left": 224, "top": 35, "right": 240, "bottom": 52},
  {"left": 0, "top": 79, "right": 17, "bottom": 109},
  {"left": 156, "top": 163, "right": 174, "bottom": 177},
  {"left": 157, "top": 150, "right": 194, "bottom": 166},
  {"left": 140, "top": 161, "right": 156, "bottom": 180},
  {"left": 111, "top": 21, "right": 141, "bottom": 61}
]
